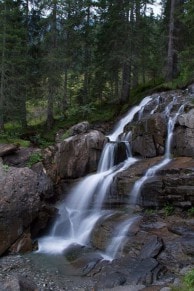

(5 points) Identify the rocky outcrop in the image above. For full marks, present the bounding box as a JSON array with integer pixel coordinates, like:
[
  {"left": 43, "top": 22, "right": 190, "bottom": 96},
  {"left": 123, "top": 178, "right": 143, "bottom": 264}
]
[
  {"left": 122, "top": 91, "right": 194, "bottom": 159},
  {"left": 56, "top": 130, "right": 108, "bottom": 179},
  {"left": 112, "top": 157, "right": 194, "bottom": 209},
  {"left": 0, "top": 164, "right": 53, "bottom": 256},
  {"left": 0, "top": 144, "right": 19, "bottom": 157},
  {"left": 88, "top": 211, "right": 194, "bottom": 288}
]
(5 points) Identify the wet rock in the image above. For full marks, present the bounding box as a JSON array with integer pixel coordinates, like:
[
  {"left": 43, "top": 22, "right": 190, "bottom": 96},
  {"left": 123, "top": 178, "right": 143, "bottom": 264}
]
[
  {"left": 157, "top": 240, "right": 189, "bottom": 272},
  {"left": 124, "top": 112, "right": 166, "bottom": 158},
  {"left": 114, "top": 142, "right": 128, "bottom": 165},
  {"left": 56, "top": 130, "right": 108, "bottom": 179},
  {"left": 103, "top": 286, "right": 145, "bottom": 291},
  {"left": 127, "top": 258, "right": 160, "bottom": 285},
  {"left": 139, "top": 235, "right": 163, "bottom": 259},
  {"left": 96, "top": 257, "right": 161, "bottom": 287},
  {"left": 96, "top": 271, "right": 127, "bottom": 289},
  {"left": 114, "top": 157, "right": 194, "bottom": 209},
  {"left": 63, "top": 243, "right": 91, "bottom": 262},
  {"left": 181, "top": 234, "right": 194, "bottom": 256},
  {"left": 0, "top": 275, "right": 38, "bottom": 291},
  {"left": 9, "top": 232, "right": 34, "bottom": 254}
]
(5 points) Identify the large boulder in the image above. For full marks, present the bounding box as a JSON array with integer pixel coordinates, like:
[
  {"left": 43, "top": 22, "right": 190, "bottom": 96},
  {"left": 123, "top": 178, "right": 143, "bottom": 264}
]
[
  {"left": 0, "top": 164, "right": 53, "bottom": 256},
  {"left": 56, "top": 130, "right": 108, "bottom": 179},
  {"left": 0, "top": 144, "right": 19, "bottom": 157}
]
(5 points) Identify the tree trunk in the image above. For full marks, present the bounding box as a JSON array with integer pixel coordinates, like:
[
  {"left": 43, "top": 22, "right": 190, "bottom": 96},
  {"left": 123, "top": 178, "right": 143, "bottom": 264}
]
[
  {"left": 0, "top": 2, "right": 6, "bottom": 131},
  {"left": 46, "top": 0, "right": 57, "bottom": 129},
  {"left": 83, "top": 4, "right": 91, "bottom": 104},
  {"left": 46, "top": 82, "right": 54, "bottom": 130},
  {"left": 120, "top": 62, "right": 131, "bottom": 103},
  {"left": 63, "top": 67, "right": 68, "bottom": 117},
  {"left": 166, "top": 0, "right": 176, "bottom": 81}
]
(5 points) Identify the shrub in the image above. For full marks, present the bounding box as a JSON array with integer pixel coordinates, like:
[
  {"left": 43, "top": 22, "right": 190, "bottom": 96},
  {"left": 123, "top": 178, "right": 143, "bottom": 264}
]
[
  {"left": 27, "top": 152, "right": 43, "bottom": 167},
  {"left": 2, "top": 164, "right": 10, "bottom": 172},
  {"left": 184, "top": 269, "right": 194, "bottom": 290},
  {"left": 164, "top": 203, "right": 174, "bottom": 216},
  {"left": 188, "top": 207, "right": 194, "bottom": 217}
]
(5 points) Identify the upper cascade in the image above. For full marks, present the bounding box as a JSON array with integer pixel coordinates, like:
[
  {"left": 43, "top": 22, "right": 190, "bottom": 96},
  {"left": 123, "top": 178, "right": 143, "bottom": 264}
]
[{"left": 107, "top": 96, "right": 152, "bottom": 141}]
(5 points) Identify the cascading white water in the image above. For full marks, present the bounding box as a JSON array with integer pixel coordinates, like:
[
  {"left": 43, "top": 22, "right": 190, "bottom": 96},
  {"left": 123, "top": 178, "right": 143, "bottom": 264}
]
[
  {"left": 38, "top": 93, "right": 185, "bottom": 262},
  {"left": 150, "top": 95, "right": 161, "bottom": 115},
  {"left": 130, "top": 101, "right": 185, "bottom": 205},
  {"left": 108, "top": 96, "right": 152, "bottom": 141},
  {"left": 38, "top": 96, "right": 152, "bottom": 255},
  {"left": 103, "top": 98, "right": 185, "bottom": 260},
  {"left": 102, "top": 216, "right": 139, "bottom": 261}
]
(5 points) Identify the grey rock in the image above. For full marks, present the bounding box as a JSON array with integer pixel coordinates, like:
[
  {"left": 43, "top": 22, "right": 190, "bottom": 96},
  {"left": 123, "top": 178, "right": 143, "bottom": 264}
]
[
  {"left": 69, "top": 121, "right": 90, "bottom": 136},
  {"left": 0, "top": 275, "right": 38, "bottom": 291},
  {"left": 96, "top": 271, "right": 127, "bottom": 289},
  {"left": 0, "top": 144, "right": 19, "bottom": 157},
  {"left": 139, "top": 235, "right": 163, "bottom": 259},
  {"left": 0, "top": 166, "right": 53, "bottom": 255},
  {"left": 56, "top": 130, "right": 108, "bottom": 179}
]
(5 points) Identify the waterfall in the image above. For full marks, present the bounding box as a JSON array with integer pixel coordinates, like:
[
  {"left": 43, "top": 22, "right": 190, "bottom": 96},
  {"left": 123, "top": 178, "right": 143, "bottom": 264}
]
[
  {"left": 38, "top": 94, "right": 184, "bottom": 259},
  {"left": 102, "top": 216, "right": 139, "bottom": 261},
  {"left": 108, "top": 96, "right": 152, "bottom": 141},
  {"left": 150, "top": 95, "right": 161, "bottom": 115},
  {"left": 130, "top": 102, "right": 185, "bottom": 205},
  {"left": 37, "top": 96, "right": 153, "bottom": 255}
]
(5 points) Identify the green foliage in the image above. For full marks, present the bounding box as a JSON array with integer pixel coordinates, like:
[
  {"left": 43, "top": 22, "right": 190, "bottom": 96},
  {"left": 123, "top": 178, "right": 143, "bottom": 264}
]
[
  {"left": 2, "top": 164, "right": 10, "bottom": 172},
  {"left": 188, "top": 207, "right": 194, "bottom": 217},
  {"left": 171, "top": 269, "right": 194, "bottom": 291},
  {"left": 184, "top": 269, "right": 194, "bottom": 290},
  {"left": 27, "top": 152, "right": 43, "bottom": 167},
  {"left": 164, "top": 203, "right": 174, "bottom": 216},
  {"left": 145, "top": 208, "right": 156, "bottom": 215},
  {"left": 0, "top": 131, "right": 30, "bottom": 147},
  {"left": 62, "top": 130, "right": 70, "bottom": 140}
]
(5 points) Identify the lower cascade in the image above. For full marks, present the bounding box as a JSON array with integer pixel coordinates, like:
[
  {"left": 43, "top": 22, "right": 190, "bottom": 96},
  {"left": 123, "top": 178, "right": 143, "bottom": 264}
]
[{"left": 37, "top": 93, "right": 186, "bottom": 261}]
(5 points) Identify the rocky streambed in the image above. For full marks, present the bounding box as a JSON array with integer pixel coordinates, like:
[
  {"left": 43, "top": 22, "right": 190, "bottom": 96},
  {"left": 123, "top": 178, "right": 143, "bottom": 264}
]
[{"left": 0, "top": 211, "right": 193, "bottom": 290}]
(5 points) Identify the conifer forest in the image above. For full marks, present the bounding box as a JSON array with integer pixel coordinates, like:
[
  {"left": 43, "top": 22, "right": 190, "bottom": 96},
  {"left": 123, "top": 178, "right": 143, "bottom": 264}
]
[{"left": 0, "top": 0, "right": 194, "bottom": 134}]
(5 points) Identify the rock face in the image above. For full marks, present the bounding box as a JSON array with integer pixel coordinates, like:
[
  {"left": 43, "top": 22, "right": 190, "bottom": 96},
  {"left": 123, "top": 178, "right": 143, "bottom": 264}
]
[
  {"left": 0, "top": 164, "right": 53, "bottom": 256},
  {"left": 128, "top": 113, "right": 166, "bottom": 157},
  {"left": 112, "top": 157, "right": 194, "bottom": 209},
  {"left": 122, "top": 91, "right": 194, "bottom": 158},
  {"left": 56, "top": 130, "right": 108, "bottom": 179}
]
